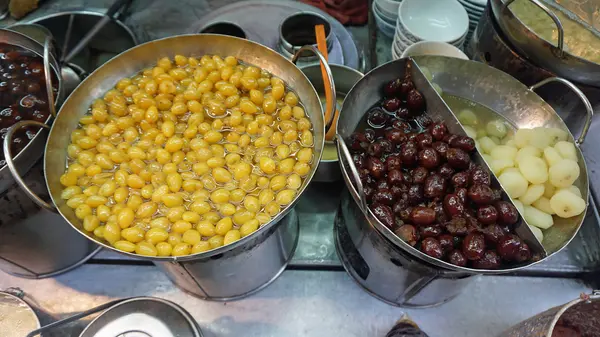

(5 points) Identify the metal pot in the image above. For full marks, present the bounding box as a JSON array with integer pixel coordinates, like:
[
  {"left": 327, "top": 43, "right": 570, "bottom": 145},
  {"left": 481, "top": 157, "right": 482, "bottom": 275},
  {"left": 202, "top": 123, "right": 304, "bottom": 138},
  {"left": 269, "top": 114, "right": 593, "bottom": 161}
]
[
  {"left": 4, "top": 34, "right": 336, "bottom": 299},
  {"left": 335, "top": 189, "right": 473, "bottom": 307},
  {"left": 335, "top": 56, "right": 592, "bottom": 274},
  {"left": 499, "top": 292, "right": 600, "bottom": 337},
  {"left": 300, "top": 63, "right": 363, "bottom": 182},
  {"left": 0, "top": 289, "right": 40, "bottom": 337},
  {"left": 489, "top": 0, "right": 600, "bottom": 87}
]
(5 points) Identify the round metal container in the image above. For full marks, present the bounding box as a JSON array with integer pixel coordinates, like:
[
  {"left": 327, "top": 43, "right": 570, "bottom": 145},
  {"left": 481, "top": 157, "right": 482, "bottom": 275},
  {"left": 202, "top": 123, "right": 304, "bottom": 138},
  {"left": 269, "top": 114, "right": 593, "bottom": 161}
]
[
  {"left": 79, "top": 297, "right": 202, "bottom": 337},
  {"left": 4, "top": 34, "right": 334, "bottom": 299},
  {"left": 336, "top": 190, "right": 473, "bottom": 307},
  {"left": 499, "top": 292, "right": 600, "bottom": 337},
  {"left": 0, "top": 291, "right": 40, "bottom": 337},
  {"left": 300, "top": 64, "right": 363, "bottom": 182}
]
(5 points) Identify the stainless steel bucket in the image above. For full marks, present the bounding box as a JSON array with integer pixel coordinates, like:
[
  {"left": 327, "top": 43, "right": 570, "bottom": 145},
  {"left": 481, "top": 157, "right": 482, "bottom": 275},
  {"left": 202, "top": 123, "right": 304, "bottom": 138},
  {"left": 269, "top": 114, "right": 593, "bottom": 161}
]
[{"left": 335, "top": 190, "right": 473, "bottom": 307}]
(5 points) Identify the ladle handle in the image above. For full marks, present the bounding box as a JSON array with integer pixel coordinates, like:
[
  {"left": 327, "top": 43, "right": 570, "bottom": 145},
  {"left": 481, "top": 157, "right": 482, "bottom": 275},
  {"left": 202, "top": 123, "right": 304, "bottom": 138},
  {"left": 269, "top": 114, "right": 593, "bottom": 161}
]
[
  {"left": 503, "top": 0, "right": 564, "bottom": 56},
  {"left": 43, "top": 36, "right": 57, "bottom": 118},
  {"left": 336, "top": 135, "right": 368, "bottom": 213},
  {"left": 25, "top": 298, "right": 129, "bottom": 337},
  {"left": 3, "top": 120, "right": 56, "bottom": 212},
  {"left": 291, "top": 45, "right": 337, "bottom": 134},
  {"left": 529, "top": 77, "right": 593, "bottom": 145}
]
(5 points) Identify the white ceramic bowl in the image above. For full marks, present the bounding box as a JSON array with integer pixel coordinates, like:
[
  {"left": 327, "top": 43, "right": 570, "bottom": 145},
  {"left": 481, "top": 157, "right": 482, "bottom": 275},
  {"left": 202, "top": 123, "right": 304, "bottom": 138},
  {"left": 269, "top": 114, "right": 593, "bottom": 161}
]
[
  {"left": 400, "top": 40, "right": 469, "bottom": 59},
  {"left": 376, "top": 0, "right": 400, "bottom": 19},
  {"left": 374, "top": 2, "right": 396, "bottom": 37},
  {"left": 398, "top": 0, "right": 469, "bottom": 43},
  {"left": 374, "top": 1, "right": 396, "bottom": 24}
]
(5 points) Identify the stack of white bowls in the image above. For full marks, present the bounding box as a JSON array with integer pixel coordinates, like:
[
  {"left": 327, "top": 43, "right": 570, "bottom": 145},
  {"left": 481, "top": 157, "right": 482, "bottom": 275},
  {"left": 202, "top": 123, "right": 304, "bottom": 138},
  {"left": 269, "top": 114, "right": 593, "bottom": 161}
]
[
  {"left": 373, "top": 0, "right": 401, "bottom": 38},
  {"left": 458, "top": 0, "right": 486, "bottom": 43},
  {"left": 391, "top": 0, "right": 469, "bottom": 60}
]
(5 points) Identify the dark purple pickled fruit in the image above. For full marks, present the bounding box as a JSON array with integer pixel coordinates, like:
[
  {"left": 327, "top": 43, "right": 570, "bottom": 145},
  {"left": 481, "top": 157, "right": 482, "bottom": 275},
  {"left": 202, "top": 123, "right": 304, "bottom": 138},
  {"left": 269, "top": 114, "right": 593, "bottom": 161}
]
[
  {"left": 472, "top": 250, "right": 501, "bottom": 269},
  {"left": 450, "top": 135, "right": 476, "bottom": 152},
  {"left": 402, "top": 171, "right": 413, "bottom": 184},
  {"left": 434, "top": 203, "right": 448, "bottom": 223},
  {"left": 364, "top": 185, "right": 375, "bottom": 201},
  {"left": 429, "top": 122, "right": 448, "bottom": 141},
  {"left": 438, "top": 163, "right": 454, "bottom": 179},
  {"left": 451, "top": 171, "right": 469, "bottom": 188},
  {"left": 407, "top": 133, "right": 418, "bottom": 141},
  {"left": 468, "top": 184, "right": 495, "bottom": 205},
  {"left": 421, "top": 237, "right": 443, "bottom": 259},
  {"left": 497, "top": 235, "right": 522, "bottom": 261},
  {"left": 399, "top": 207, "right": 413, "bottom": 222},
  {"left": 371, "top": 203, "right": 395, "bottom": 228},
  {"left": 465, "top": 213, "right": 481, "bottom": 231},
  {"left": 395, "top": 224, "right": 418, "bottom": 246},
  {"left": 352, "top": 153, "right": 365, "bottom": 169},
  {"left": 383, "top": 97, "right": 401, "bottom": 112},
  {"left": 399, "top": 78, "right": 414, "bottom": 97},
  {"left": 491, "top": 188, "right": 502, "bottom": 202},
  {"left": 411, "top": 166, "right": 428, "bottom": 184},
  {"left": 373, "top": 188, "right": 394, "bottom": 205},
  {"left": 400, "top": 143, "right": 418, "bottom": 166},
  {"left": 364, "top": 128, "right": 376, "bottom": 143},
  {"left": 446, "top": 216, "right": 468, "bottom": 236},
  {"left": 366, "top": 156, "right": 386, "bottom": 179},
  {"left": 350, "top": 136, "right": 368, "bottom": 151},
  {"left": 446, "top": 148, "right": 470, "bottom": 169},
  {"left": 418, "top": 148, "right": 440, "bottom": 169},
  {"left": 383, "top": 78, "right": 401, "bottom": 97},
  {"left": 393, "top": 198, "right": 409, "bottom": 215},
  {"left": 385, "top": 154, "right": 402, "bottom": 171},
  {"left": 443, "top": 194, "right": 464, "bottom": 217},
  {"left": 351, "top": 132, "right": 368, "bottom": 144},
  {"left": 456, "top": 187, "right": 467, "bottom": 204},
  {"left": 376, "top": 179, "right": 390, "bottom": 190},
  {"left": 432, "top": 141, "right": 449, "bottom": 158},
  {"left": 515, "top": 242, "right": 531, "bottom": 263},
  {"left": 417, "top": 115, "right": 433, "bottom": 128},
  {"left": 438, "top": 234, "right": 455, "bottom": 253},
  {"left": 477, "top": 205, "right": 498, "bottom": 225},
  {"left": 367, "top": 142, "right": 383, "bottom": 157},
  {"left": 406, "top": 89, "right": 425, "bottom": 112},
  {"left": 407, "top": 184, "right": 424, "bottom": 205},
  {"left": 391, "top": 119, "right": 411, "bottom": 133},
  {"left": 379, "top": 139, "right": 393, "bottom": 154},
  {"left": 470, "top": 166, "right": 491, "bottom": 186},
  {"left": 390, "top": 185, "right": 404, "bottom": 200},
  {"left": 385, "top": 129, "right": 404, "bottom": 145},
  {"left": 368, "top": 109, "right": 388, "bottom": 128},
  {"left": 396, "top": 107, "right": 410, "bottom": 119},
  {"left": 419, "top": 224, "right": 442, "bottom": 238},
  {"left": 462, "top": 233, "right": 485, "bottom": 260},
  {"left": 387, "top": 169, "right": 404, "bottom": 186},
  {"left": 415, "top": 132, "right": 433, "bottom": 149},
  {"left": 410, "top": 206, "right": 436, "bottom": 226},
  {"left": 448, "top": 250, "right": 467, "bottom": 266},
  {"left": 423, "top": 174, "right": 446, "bottom": 198},
  {"left": 495, "top": 201, "right": 519, "bottom": 226},
  {"left": 483, "top": 224, "right": 505, "bottom": 244}
]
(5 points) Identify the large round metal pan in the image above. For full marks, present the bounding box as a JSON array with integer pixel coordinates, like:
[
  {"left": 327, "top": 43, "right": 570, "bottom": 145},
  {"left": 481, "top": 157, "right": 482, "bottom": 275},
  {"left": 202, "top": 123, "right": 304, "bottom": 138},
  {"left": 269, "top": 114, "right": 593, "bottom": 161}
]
[
  {"left": 490, "top": 0, "right": 600, "bottom": 87},
  {"left": 336, "top": 55, "right": 592, "bottom": 274}
]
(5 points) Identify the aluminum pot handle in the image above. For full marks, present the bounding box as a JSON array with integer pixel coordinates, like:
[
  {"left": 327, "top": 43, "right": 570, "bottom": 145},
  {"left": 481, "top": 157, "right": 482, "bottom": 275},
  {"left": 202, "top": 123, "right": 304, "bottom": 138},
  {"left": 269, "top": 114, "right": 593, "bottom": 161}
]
[
  {"left": 336, "top": 135, "right": 368, "bottom": 213},
  {"left": 43, "top": 36, "right": 57, "bottom": 118},
  {"left": 291, "top": 45, "right": 337, "bottom": 134},
  {"left": 3, "top": 120, "right": 56, "bottom": 212},
  {"left": 503, "top": 0, "right": 565, "bottom": 56},
  {"left": 529, "top": 77, "right": 593, "bottom": 145}
]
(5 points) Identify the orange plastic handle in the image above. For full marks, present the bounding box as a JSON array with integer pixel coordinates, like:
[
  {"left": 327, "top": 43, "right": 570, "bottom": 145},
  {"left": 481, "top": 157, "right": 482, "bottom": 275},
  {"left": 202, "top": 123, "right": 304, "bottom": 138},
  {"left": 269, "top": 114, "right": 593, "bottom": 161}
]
[{"left": 315, "top": 24, "right": 336, "bottom": 140}]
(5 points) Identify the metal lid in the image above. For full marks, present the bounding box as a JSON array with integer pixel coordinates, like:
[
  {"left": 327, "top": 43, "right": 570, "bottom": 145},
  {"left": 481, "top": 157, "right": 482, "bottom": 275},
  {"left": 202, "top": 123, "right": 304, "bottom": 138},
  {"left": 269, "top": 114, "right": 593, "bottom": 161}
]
[
  {"left": 79, "top": 297, "right": 202, "bottom": 337},
  {"left": 0, "top": 292, "right": 40, "bottom": 337}
]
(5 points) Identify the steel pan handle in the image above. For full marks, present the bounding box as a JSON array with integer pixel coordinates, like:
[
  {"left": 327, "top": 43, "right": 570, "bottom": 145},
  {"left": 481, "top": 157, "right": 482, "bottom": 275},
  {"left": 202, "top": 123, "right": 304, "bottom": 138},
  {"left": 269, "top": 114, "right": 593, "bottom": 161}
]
[
  {"left": 336, "top": 135, "right": 368, "bottom": 213},
  {"left": 503, "top": 0, "right": 564, "bottom": 56},
  {"left": 291, "top": 45, "right": 337, "bottom": 134},
  {"left": 530, "top": 77, "right": 593, "bottom": 145},
  {"left": 3, "top": 120, "right": 56, "bottom": 212}
]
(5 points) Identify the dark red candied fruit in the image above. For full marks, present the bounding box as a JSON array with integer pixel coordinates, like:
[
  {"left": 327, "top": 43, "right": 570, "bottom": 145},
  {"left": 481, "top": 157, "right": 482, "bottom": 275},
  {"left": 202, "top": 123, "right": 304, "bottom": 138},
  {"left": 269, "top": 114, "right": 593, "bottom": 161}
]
[
  {"left": 423, "top": 174, "right": 446, "bottom": 198},
  {"left": 364, "top": 129, "right": 376, "bottom": 143},
  {"left": 383, "top": 97, "right": 401, "bottom": 112},
  {"left": 445, "top": 216, "right": 468, "bottom": 236},
  {"left": 515, "top": 242, "right": 531, "bottom": 263},
  {"left": 367, "top": 142, "right": 383, "bottom": 157},
  {"left": 352, "top": 153, "right": 365, "bottom": 169},
  {"left": 438, "top": 234, "right": 455, "bottom": 253},
  {"left": 456, "top": 187, "right": 467, "bottom": 204},
  {"left": 450, "top": 135, "right": 476, "bottom": 152},
  {"left": 451, "top": 171, "right": 469, "bottom": 188},
  {"left": 410, "top": 206, "right": 436, "bottom": 226},
  {"left": 387, "top": 169, "right": 404, "bottom": 185},
  {"left": 434, "top": 203, "right": 448, "bottom": 223},
  {"left": 472, "top": 250, "right": 501, "bottom": 269},
  {"left": 383, "top": 78, "right": 401, "bottom": 97},
  {"left": 390, "top": 185, "right": 405, "bottom": 200},
  {"left": 399, "top": 207, "right": 413, "bottom": 222},
  {"left": 415, "top": 132, "right": 433, "bottom": 149},
  {"left": 371, "top": 203, "right": 395, "bottom": 228},
  {"left": 429, "top": 122, "right": 448, "bottom": 141},
  {"left": 399, "top": 78, "right": 414, "bottom": 97},
  {"left": 432, "top": 141, "right": 449, "bottom": 158},
  {"left": 411, "top": 166, "right": 429, "bottom": 184},
  {"left": 407, "top": 184, "right": 424, "bottom": 205},
  {"left": 418, "top": 148, "right": 440, "bottom": 169},
  {"left": 402, "top": 171, "right": 413, "bottom": 184},
  {"left": 468, "top": 184, "right": 495, "bottom": 205},
  {"left": 465, "top": 214, "right": 481, "bottom": 232},
  {"left": 419, "top": 224, "right": 442, "bottom": 238},
  {"left": 470, "top": 166, "right": 491, "bottom": 186},
  {"left": 497, "top": 235, "right": 523, "bottom": 261},
  {"left": 385, "top": 129, "right": 405, "bottom": 145},
  {"left": 391, "top": 119, "right": 411, "bottom": 132},
  {"left": 378, "top": 139, "right": 393, "bottom": 154},
  {"left": 385, "top": 154, "right": 402, "bottom": 171},
  {"left": 443, "top": 194, "right": 464, "bottom": 217},
  {"left": 367, "top": 109, "right": 388, "bottom": 127},
  {"left": 448, "top": 250, "right": 467, "bottom": 266},
  {"left": 495, "top": 201, "right": 519, "bottom": 226},
  {"left": 395, "top": 224, "right": 419, "bottom": 246},
  {"left": 396, "top": 107, "right": 411, "bottom": 119},
  {"left": 421, "top": 237, "right": 443, "bottom": 259},
  {"left": 406, "top": 89, "right": 425, "bottom": 112},
  {"left": 446, "top": 148, "right": 471, "bottom": 169},
  {"left": 438, "top": 163, "right": 455, "bottom": 179},
  {"left": 407, "top": 133, "right": 418, "bottom": 141},
  {"left": 443, "top": 134, "right": 458, "bottom": 144},
  {"left": 376, "top": 179, "right": 390, "bottom": 190},
  {"left": 462, "top": 233, "right": 486, "bottom": 260},
  {"left": 483, "top": 224, "right": 505, "bottom": 244},
  {"left": 366, "top": 156, "right": 386, "bottom": 179},
  {"left": 477, "top": 205, "right": 498, "bottom": 225},
  {"left": 373, "top": 189, "right": 394, "bottom": 205},
  {"left": 393, "top": 198, "right": 409, "bottom": 215},
  {"left": 400, "top": 142, "right": 418, "bottom": 167}
]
